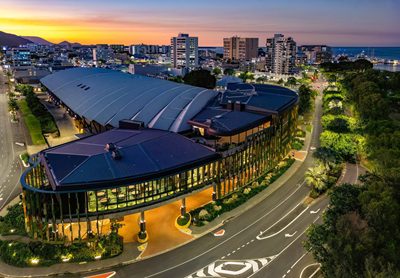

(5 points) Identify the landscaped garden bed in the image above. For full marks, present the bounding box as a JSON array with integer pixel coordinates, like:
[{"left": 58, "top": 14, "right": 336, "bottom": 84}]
[
  {"left": 175, "top": 213, "right": 191, "bottom": 229},
  {"left": 190, "top": 158, "right": 295, "bottom": 226},
  {"left": 18, "top": 99, "right": 46, "bottom": 145},
  {"left": 0, "top": 203, "right": 123, "bottom": 267},
  {"left": 0, "top": 233, "right": 123, "bottom": 267}
]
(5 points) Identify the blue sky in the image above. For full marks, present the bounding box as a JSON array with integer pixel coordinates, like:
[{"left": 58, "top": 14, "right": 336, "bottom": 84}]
[{"left": 1, "top": 0, "right": 399, "bottom": 46}]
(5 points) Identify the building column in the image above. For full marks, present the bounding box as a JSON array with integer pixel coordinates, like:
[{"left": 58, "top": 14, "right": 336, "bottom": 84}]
[
  {"left": 139, "top": 211, "right": 146, "bottom": 234},
  {"left": 180, "top": 198, "right": 186, "bottom": 216},
  {"left": 212, "top": 182, "right": 217, "bottom": 201}
]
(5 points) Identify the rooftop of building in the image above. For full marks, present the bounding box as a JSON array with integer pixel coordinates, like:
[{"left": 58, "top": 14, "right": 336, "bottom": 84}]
[
  {"left": 40, "top": 67, "right": 217, "bottom": 133},
  {"left": 41, "top": 128, "right": 219, "bottom": 191},
  {"left": 222, "top": 83, "right": 298, "bottom": 114},
  {"left": 189, "top": 83, "right": 298, "bottom": 136},
  {"left": 189, "top": 106, "right": 270, "bottom": 136}
]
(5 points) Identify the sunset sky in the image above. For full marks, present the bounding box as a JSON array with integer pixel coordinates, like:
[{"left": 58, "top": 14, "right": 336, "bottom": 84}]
[{"left": 1, "top": 0, "right": 399, "bottom": 46}]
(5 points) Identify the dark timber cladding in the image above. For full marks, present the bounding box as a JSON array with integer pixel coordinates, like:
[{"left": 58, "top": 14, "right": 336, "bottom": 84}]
[{"left": 21, "top": 72, "right": 299, "bottom": 242}]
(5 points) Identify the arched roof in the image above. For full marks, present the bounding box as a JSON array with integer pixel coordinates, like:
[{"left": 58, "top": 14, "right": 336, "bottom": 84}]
[{"left": 41, "top": 68, "right": 217, "bottom": 133}]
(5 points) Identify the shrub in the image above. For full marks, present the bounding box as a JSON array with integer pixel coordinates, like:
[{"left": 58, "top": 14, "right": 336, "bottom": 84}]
[
  {"left": 243, "top": 188, "right": 252, "bottom": 195},
  {"left": 190, "top": 158, "right": 295, "bottom": 226},
  {"left": 213, "top": 205, "right": 222, "bottom": 212},
  {"left": 295, "top": 129, "right": 306, "bottom": 138},
  {"left": 321, "top": 115, "right": 356, "bottom": 133},
  {"left": 0, "top": 204, "right": 27, "bottom": 236},
  {"left": 320, "top": 131, "right": 359, "bottom": 162},
  {"left": 198, "top": 209, "right": 210, "bottom": 220},
  {"left": 0, "top": 233, "right": 123, "bottom": 267},
  {"left": 292, "top": 138, "right": 304, "bottom": 150},
  {"left": 251, "top": 181, "right": 259, "bottom": 188}
]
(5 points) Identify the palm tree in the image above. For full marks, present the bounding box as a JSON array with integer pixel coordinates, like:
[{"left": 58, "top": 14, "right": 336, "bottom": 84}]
[{"left": 305, "top": 165, "right": 327, "bottom": 192}]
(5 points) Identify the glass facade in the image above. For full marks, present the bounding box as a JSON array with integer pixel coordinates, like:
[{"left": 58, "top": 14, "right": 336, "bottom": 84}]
[{"left": 21, "top": 106, "right": 297, "bottom": 242}]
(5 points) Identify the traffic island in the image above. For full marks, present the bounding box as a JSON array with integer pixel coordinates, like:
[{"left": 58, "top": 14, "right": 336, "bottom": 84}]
[
  {"left": 137, "top": 231, "right": 148, "bottom": 243},
  {"left": 175, "top": 213, "right": 191, "bottom": 229}
]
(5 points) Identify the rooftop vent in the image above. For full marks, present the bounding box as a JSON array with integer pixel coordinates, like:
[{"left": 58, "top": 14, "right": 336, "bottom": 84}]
[{"left": 105, "top": 143, "right": 122, "bottom": 160}]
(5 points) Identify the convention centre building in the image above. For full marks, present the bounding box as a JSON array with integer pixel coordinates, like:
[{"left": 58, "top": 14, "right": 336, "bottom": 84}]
[{"left": 21, "top": 68, "right": 298, "bottom": 242}]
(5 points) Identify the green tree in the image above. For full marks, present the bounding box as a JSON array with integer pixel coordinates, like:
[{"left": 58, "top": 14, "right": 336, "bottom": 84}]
[
  {"left": 285, "top": 76, "right": 297, "bottom": 87},
  {"left": 327, "top": 74, "right": 337, "bottom": 83},
  {"left": 238, "top": 71, "right": 254, "bottom": 83},
  {"left": 183, "top": 69, "right": 216, "bottom": 89},
  {"left": 168, "top": 75, "right": 183, "bottom": 83},
  {"left": 223, "top": 68, "right": 235, "bottom": 76},
  {"left": 212, "top": 67, "right": 222, "bottom": 76},
  {"left": 298, "top": 85, "right": 313, "bottom": 115},
  {"left": 305, "top": 165, "right": 328, "bottom": 192},
  {"left": 256, "top": 76, "right": 267, "bottom": 83}
]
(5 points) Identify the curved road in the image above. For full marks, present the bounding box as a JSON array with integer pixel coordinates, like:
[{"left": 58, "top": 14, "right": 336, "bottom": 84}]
[
  {"left": 78, "top": 81, "right": 343, "bottom": 278},
  {"left": 0, "top": 67, "right": 24, "bottom": 211}
]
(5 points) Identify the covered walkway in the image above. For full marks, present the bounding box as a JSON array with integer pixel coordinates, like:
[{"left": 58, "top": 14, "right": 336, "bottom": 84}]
[{"left": 119, "top": 187, "right": 213, "bottom": 257}]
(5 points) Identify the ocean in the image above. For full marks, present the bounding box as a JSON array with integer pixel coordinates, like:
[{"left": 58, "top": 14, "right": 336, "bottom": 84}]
[
  {"left": 332, "top": 47, "right": 400, "bottom": 72},
  {"left": 332, "top": 47, "right": 400, "bottom": 61},
  {"left": 200, "top": 46, "right": 400, "bottom": 72}
]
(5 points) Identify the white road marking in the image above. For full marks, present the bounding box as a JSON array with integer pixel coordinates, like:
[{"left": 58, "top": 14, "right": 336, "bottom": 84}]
[
  {"left": 257, "top": 206, "right": 310, "bottom": 240},
  {"left": 299, "top": 263, "right": 321, "bottom": 278},
  {"left": 290, "top": 252, "right": 308, "bottom": 269},
  {"left": 284, "top": 231, "right": 297, "bottom": 238},
  {"left": 247, "top": 214, "right": 322, "bottom": 278},
  {"left": 310, "top": 208, "right": 320, "bottom": 214},
  {"left": 145, "top": 182, "right": 306, "bottom": 278}
]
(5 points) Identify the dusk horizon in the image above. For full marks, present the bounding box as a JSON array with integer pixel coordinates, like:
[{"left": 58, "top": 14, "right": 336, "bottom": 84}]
[
  {"left": 0, "top": 1, "right": 400, "bottom": 278},
  {"left": 1, "top": 0, "right": 399, "bottom": 46}
]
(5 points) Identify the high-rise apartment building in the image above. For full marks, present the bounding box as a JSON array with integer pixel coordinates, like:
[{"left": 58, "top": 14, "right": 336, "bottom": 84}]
[
  {"left": 92, "top": 44, "right": 114, "bottom": 65},
  {"left": 266, "top": 34, "right": 297, "bottom": 74},
  {"left": 299, "top": 45, "right": 332, "bottom": 64},
  {"left": 170, "top": 33, "right": 198, "bottom": 69},
  {"left": 129, "top": 44, "right": 170, "bottom": 56},
  {"left": 223, "top": 36, "right": 259, "bottom": 61}
]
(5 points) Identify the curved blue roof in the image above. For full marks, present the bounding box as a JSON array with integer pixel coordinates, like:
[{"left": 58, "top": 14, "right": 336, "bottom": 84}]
[
  {"left": 41, "top": 68, "right": 217, "bottom": 133},
  {"left": 41, "top": 128, "right": 219, "bottom": 190}
]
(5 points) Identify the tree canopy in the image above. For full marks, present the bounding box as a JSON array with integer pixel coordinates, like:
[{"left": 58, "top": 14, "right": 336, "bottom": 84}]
[
  {"left": 306, "top": 68, "right": 400, "bottom": 277},
  {"left": 320, "top": 59, "right": 373, "bottom": 72},
  {"left": 183, "top": 69, "right": 216, "bottom": 89},
  {"left": 298, "top": 85, "right": 314, "bottom": 115}
]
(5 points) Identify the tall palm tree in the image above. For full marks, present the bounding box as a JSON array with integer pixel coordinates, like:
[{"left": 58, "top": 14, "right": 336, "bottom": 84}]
[{"left": 305, "top": 165, "right": 327, "bottom": 192}]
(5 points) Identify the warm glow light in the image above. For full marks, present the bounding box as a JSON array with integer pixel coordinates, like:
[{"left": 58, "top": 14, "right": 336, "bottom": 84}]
[
  {"left": 61, "top": 254, "right": 72, "bottom": 262},
  {"left": 0, "top": 1, "right": 398, "bottom": 46},
  {"left": 30, "top": 257, "right": 40, "bottom": 265}
]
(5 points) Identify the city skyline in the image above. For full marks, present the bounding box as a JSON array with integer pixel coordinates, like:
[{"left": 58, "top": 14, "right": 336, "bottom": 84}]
[{"left": 1, "top": 0, "right": 399, "bottom": 46}]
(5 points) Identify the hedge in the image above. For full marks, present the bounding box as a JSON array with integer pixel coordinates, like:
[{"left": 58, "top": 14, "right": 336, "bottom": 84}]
[
  {"left": 18, "top": 100, "right": 46, "bottom": 145},
  {"left": 191, "top": 158, "right": 295, "bottom": 226}
]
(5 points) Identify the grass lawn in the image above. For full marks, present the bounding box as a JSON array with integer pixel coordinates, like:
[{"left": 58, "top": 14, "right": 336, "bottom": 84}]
[{"left": 18, "top": 99, "right": 45, "bottom": 145}]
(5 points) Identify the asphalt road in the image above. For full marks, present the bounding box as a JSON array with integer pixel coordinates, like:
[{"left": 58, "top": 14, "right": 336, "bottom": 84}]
[
  {"left": 0, "top": 67, "right": 25, "bottom": 211},
  {"left": 78, "top": 81, "right": 338, "bottom": 278}
]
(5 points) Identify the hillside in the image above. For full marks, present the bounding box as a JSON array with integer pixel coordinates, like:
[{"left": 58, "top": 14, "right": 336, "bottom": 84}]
[
  {"left": 22, "top": 36, "right": 53, "bottom": 46},
  {"left": 0, "top": 31, "right": 32, "bottom": 47}
]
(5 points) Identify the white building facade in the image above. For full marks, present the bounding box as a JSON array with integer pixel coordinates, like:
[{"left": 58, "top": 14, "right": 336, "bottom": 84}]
[{"left": 170, "top": 33, "right": 199, "bottom": 69}]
